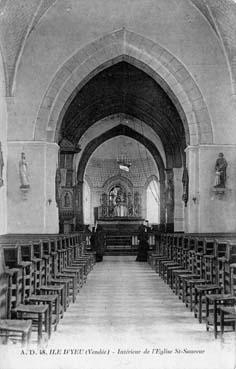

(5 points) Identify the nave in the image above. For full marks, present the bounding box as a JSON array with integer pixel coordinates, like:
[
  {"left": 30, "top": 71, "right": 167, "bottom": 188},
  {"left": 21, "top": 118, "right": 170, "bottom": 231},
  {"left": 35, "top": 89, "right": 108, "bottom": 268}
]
[
  {"left": 1, "top": 2, "right": 236, "bottom": 368},
  {"left": 45, "top": 256, "right": 234, "bottom": 369}
]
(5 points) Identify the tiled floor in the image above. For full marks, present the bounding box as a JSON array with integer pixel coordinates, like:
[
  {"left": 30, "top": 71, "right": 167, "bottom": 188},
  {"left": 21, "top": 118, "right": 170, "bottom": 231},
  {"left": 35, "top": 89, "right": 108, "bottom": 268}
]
[{"left": 1, "top": 256, "right": 235, "bottom": 369}]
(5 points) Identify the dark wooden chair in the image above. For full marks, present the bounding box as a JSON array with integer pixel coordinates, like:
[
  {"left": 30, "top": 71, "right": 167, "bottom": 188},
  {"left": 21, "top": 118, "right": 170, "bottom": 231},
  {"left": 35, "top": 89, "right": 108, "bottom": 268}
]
[
  {"left": 179, "top": 237, "right": 205, "bottom": 305},
  {"left": 0, "top": 319, "right": 32, "bottom": 346},
  {"left": 19, "top": 242, "right": 60, "bottom": 332},
  {"left": 150, "top": 234, "right": 174, "bottom": 273},
  {"left": 157, "top": 236, "right": 178, "bottom": 278},
  {"left": 170, "top": 236, "right": 198, "bottom": 298},
  {"left": 219, "top": 305, "right": 236, "bottom": 339},
  {"left": 14, "top": 303, "right": 49, "bottom": 345},
  {"left": 3, "top": 244, "right": 50, "bottom": 345},
  {"left": 194, "top": 239, "right": 236, "bottom": 325},
  {"left": 205, "top": 249, "right": 236, "bottom": 338}
]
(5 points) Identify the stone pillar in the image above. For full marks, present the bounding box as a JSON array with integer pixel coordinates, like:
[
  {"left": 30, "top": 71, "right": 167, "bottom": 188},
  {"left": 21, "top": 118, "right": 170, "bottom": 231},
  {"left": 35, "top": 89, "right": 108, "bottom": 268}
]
[
  {"left": 186, "top": 144, "right": 236, "bottom": 233},
  {"left": 165, "top": 169, "right": 174, "bottom": 232},
  {"left": 75, "top": 180, "right": 83, "bottom": 228},
  {"left": 173, "top": 167, "right": 184, "bottom": 231},
  {"left": 159, "top": 179, "right": 166, "bottom": 230},
  {"left": 7, "top": 141, "right": 59, "bottom": 233},
  {"left": 185, "top": 146, "right": 199, "bottom": 232},
  {"left": 45, "top": 143, "right": 60, "bottom": 232},
  {"left": 0, "top": 95, "right": 7, "bottom": 235}
]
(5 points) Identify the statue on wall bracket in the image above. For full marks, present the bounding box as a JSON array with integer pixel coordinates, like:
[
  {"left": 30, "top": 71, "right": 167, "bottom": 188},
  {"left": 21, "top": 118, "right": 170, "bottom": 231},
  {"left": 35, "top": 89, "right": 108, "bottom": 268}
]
[
  {"left": 0, "top": 141, "right": 4, "bottom": 187},
  {"left": 214, "top": 153, "right": 227, "bottom": 189},
  {"left": 19, "top": 152, "right": 30, "bottom": 190},
  {"left": 182, "top": 167, "right": 189, "bottom": 207}
]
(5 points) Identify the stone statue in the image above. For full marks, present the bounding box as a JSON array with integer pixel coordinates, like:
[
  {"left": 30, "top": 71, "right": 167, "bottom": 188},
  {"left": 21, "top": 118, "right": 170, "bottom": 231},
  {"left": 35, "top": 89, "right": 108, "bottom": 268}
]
[
  {"left": 101, "top": 193, "right": 108, "bottom": 206},
  {"left": 0, "top": 141, "right": 4, "bottom": 187},
  {"left": 19, "top": 152, "right": 30, "bottom": 189},
  {"left": 64, "top": 192, "right": 70, "bottom": 207},
  {"left": 214, "top": 153, "right": 227, "bottom": 188},
  {"left": 182, "top": 167, "right": 189, "bottom": 207}
]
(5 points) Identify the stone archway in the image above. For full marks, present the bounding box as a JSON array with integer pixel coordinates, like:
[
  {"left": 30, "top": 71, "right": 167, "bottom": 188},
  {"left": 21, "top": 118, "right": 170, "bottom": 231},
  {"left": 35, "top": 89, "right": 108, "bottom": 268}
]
[
  {"left": 75, "top": 124, "right": 166, "bottom": 227},
  {"left": 34, "top": 28, "right": 213, "bottom": 146},
  {"left": 32, "top": 29, "right": 216, "bottom": 234}
]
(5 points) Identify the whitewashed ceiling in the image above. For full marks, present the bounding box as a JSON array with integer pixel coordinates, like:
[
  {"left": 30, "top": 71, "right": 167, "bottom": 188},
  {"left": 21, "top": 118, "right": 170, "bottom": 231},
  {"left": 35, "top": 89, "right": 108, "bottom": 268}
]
[{"left": 0, "top": 0, "right": 235, "bottom": 94}]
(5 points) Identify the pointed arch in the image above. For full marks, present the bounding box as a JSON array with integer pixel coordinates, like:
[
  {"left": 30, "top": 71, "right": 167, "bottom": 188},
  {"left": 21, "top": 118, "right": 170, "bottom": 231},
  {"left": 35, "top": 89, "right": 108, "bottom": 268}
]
[
  {"left": 76, "top": 124, "right": 166, "bottom": 225},
  {"left": 34, "top": 28, "right": 213, "bottom": 146}
]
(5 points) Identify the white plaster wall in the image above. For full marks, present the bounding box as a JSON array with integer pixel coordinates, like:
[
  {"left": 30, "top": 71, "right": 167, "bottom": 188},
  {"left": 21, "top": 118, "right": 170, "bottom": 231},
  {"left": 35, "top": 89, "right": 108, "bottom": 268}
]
[
  {"left": 7, "top": 142, "right": 59, "bottom": 233},
  {"left": 186, "top": 145, "right": 236, "bottom": 233},
  {"left": 8, "top": 0, "right": 234, "bottom": 144}
]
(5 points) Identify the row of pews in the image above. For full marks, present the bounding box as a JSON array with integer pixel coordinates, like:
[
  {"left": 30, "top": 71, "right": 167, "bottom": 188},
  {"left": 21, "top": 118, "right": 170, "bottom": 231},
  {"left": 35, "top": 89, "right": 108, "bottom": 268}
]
[
  {"left": 0, "top": 232, "right": 95, "bottom": 346},
  {"left": 148, "top": 233, "right": 236, "bottom": 339}
]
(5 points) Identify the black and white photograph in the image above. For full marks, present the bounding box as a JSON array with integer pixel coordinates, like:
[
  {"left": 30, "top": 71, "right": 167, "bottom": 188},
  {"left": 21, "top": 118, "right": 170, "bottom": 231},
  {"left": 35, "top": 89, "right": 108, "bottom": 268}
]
[{"left": 0, "top": 1, "right": 236, "bottom": 368}]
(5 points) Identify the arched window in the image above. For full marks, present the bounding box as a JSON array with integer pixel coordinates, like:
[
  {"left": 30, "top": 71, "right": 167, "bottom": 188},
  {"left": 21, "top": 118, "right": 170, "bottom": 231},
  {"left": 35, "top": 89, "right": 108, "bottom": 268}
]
[{"left": 146, "top": 178, "right": 160, "bottom": 224}]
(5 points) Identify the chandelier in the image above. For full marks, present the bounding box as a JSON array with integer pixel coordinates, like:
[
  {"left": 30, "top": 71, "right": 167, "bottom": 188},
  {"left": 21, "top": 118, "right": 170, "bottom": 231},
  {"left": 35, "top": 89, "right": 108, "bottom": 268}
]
[{"left": 117, "top": 153, "right": 131, "bottom": 172}]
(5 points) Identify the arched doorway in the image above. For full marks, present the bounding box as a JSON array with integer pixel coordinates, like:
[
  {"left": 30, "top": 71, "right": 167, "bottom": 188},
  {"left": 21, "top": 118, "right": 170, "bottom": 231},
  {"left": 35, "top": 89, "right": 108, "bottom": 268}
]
[
  {"left": 57, "top": 60, "right": 188, "bottom": 232},
  {"left": 75, "top": 127, "right": 165, "bottom": 228}
]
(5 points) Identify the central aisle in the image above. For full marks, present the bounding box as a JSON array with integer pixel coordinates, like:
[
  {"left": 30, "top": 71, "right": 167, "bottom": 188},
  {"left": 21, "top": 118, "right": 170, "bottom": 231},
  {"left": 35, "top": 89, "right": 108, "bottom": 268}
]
[{"left": 45, "top": 256, "right": 235, "bottom": 369}]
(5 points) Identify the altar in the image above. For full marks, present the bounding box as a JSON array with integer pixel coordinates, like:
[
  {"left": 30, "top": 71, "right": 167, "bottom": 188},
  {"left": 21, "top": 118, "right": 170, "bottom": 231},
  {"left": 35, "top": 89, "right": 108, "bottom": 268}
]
[
  {"left": 98, "top": 184, "right": 142, "bottom": 220},
  {"left": 114, "top": 203, "right": 128, "bottom": 217},
  {"left": 94, "top": 182, "right": 144, "bottom": 250}
]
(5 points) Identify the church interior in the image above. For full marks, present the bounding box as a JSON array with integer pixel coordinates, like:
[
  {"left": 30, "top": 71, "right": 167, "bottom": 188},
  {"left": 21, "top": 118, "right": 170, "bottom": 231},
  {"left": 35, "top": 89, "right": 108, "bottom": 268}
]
[{"left": 0, "top": 1, "right": 236, "bottom": 368}]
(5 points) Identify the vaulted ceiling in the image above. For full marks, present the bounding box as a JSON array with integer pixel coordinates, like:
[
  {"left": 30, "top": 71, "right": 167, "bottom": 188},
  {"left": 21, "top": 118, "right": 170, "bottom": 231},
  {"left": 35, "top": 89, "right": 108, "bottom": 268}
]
[
  {"left": 191, "top": 0, "right": 236, "bottom": 61},
  {"left": 60, "top": 61, "right": 185, "bottom": 167},
  {"left": 0, "top": 0, "right": 57, "bottom": 92},
  {"left": 0, "top": 0, "right": 236, "bottom": 95}
]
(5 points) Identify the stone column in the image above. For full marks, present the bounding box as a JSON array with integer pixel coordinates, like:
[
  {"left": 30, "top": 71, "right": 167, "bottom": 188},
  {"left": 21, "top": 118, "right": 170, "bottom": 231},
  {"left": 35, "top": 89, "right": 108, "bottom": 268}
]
[
  {"left": 0, "top": 95, "right": 7, "bottom": 235},
  {"left": 165, "top": 169, "right": 174, "bottom": 232},
  {"left": 159, "top": 178, "right": 166, "bottom": 230},
  {"left": 173, "top": 167, "right": 184, "bottom": 231},
  {"left": 185, "top": 146, "right": 199, "bottom": 232},
  {"left": 75, "top": 180, "right": 83, "bottom": 228}
]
